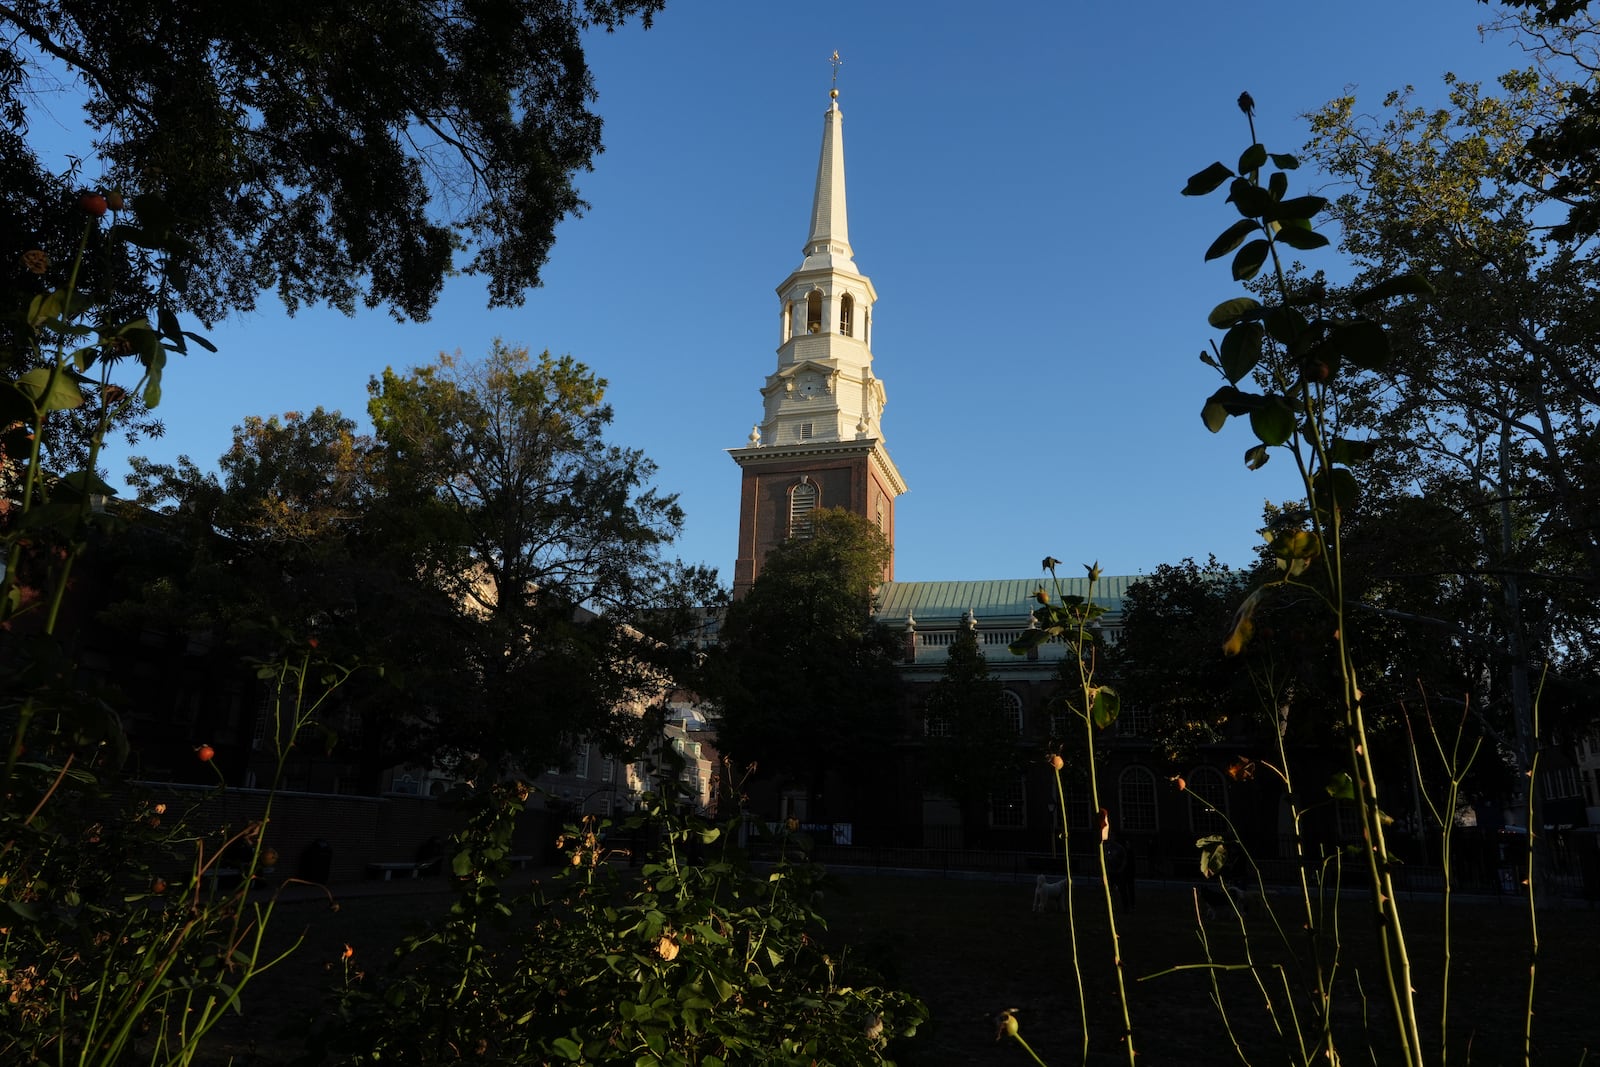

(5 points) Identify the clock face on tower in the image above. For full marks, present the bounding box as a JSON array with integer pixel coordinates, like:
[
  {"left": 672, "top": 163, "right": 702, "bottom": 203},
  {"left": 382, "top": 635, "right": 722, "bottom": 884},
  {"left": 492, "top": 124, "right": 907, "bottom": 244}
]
[{"left": 798, "top": 374, "right": 822, "bottom": 398}]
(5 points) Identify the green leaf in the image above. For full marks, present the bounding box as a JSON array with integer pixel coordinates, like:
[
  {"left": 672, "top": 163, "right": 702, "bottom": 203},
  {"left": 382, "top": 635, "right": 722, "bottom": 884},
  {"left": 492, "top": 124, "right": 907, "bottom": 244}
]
[
  {"left": 1350, "top": 272, "right": 1433, "bottom": 305},
  {"left": 1273, "top": 225, "right": 1330, "bottom": 251},
  {"left": 451, "top": 851, "right": 474, "bottom": 877},
  {"left": 1231, "top": 239, "right": 1270, "bottom": 281},
  {"left": 1205, "top": 219, "right": 1259, "bottom": 262},
  {"left": 1226, "top": 178, "right": 1274, "bottom": 218},
  {"left": 1266, "top": 195, "right": 1328, "bottom": 222},
  {"left": 1203, "top": 385, "right": 1267, "bottom": 417},
  {"left": 1333, "top": 319, "right": 1390, "bottom": 371},
  {"left": 183, "top": 330, "right": 219, "bottom": 353},
  {"left": 15, "top": 368, "right": 84, "bottom": 412},
  {"left": 1208, "top": 297, "right": 1262, "bottom": 329},
  {"left": 6, "top": 900, "right": 42, "bottom": 922},
  {"left": 1182, "top": 161, "right": 1235, "bottom": 196},
  {"left": 157, "top": 305, "right": 186, "bottom": 354},
  {"left": 1238, "top": 143, "right": 1268, "bottom": 173},
  {"left": 552, "top": 1037, "right": 583, "bottom": 1061},
  {"left": 1329, "top": 437, "right": 1380, "bottom": 465},
  {"left": 1249, "top": 398, "right": 1296, "bottom": 446},
  {"left": 1270, "top": 152, "right": 1300, "bottom": 170},
  {"left": 27, "top": 289, "right": 92, "bottom": 328},
  {"left": 1326, "top": 772, "right": 1356, "bottom": 801},
  {"left": 1009, "top": 628, "right": 1050, "bottom": 656},
  {"left": 1199, "top": 836, "right": 1228, "bottom": 878},
  {"left": 143, "top": 349, "right": 167, "bottom": 409},
  {"left": 1269, "top": 529, "right": 1322, "bottom": 568},
  {"left": 1089, "top": 687, "right": 1121, "bottom": 729},
  {"left": 1222, "top": 587, "right": 1264, "bottom": 656},
  {"left": 1244, "top": 444, "right": 1269, "bottom": 470},
  {"left": 1264, "top": 306, "right": 1308, "bottom": 345},
  {"left": 1202, "top": 399, "right": 1229, "bottom": 433},
  {"left": 1311, "top": 466, "right": 1360, "bottom": 515},
  {"left": 1268, "top": 171, "right": 1288, "bottom": 200},
  {"left": 1218, "top": 322, "right": 1264, "bottom": 384}
]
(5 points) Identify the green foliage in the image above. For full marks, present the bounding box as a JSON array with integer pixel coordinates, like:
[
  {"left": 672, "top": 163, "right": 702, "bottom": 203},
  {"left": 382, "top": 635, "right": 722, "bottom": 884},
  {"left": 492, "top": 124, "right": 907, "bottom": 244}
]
[
  {"left": 366, "top": 342, "right": 718, "bottom": 773},
  {"left": 1302, "top": 65, "right": 1600, "bottom": 757},
  {"left": 1187, "top": 95, "right": 1439, "bottom": 1067},
  {"left": 710, "top": 510, "right": 902, "bottom": 813},
  {"left": 922, "top": 622, "right": 1024, "bottom": 810},
  {"left": 1, "top": 1, "right": 664, "bottom": 323},
  {"left": 309, "top": 782, "right": 926, "bottom": 1065},
  {"left": 117, "top": 343, "right": 722, "bottom": 782}
]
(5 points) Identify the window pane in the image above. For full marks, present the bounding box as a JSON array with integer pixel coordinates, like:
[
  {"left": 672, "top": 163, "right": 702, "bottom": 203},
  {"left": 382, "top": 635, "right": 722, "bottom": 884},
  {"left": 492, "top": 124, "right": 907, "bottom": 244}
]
[{"left": 1118, "top": 767, "right": 1158, "bottom": 832}]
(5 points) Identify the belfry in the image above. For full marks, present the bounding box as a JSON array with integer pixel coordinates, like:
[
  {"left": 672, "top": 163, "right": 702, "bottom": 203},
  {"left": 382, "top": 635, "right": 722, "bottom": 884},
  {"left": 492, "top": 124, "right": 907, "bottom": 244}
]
[{"left": 728, "top": 85, "right": 908, "bottom": 597}]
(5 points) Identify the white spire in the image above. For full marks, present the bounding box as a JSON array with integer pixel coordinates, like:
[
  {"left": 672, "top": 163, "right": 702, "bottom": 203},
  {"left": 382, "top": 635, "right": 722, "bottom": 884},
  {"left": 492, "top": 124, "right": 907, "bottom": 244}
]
[{"left": 801, "top": 90, "right": 857, "bottom": 273}]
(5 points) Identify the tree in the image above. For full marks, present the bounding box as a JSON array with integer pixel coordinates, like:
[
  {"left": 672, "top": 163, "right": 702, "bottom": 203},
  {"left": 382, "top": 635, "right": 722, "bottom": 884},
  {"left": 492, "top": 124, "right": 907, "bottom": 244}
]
[
  {"left": 1302, "top": 69, "right": 1600, "bottom": 764},
  {"left": 921, "top": 617, "right": 1023, "bottom": 818},
  {"left": 119, "top": 407, "right": 462, "bottom": 789},
  {"left": 1491, "top": 2, "right": 1600, "bottom": 242},
  {"left": 118, "top": 344, "right": 718, "bottom": 783},
  {"left": 710, "top": 509, "right": 902, "bottom": 821},
  {"left": 1, "top": 0, "right": 663, "bottom": 326},
  {"left": 1114, "top": 557, "right": 1263, "bottom": 761},
  {"left": 366, "top": 342, "right": 716, "bottom": 773}
]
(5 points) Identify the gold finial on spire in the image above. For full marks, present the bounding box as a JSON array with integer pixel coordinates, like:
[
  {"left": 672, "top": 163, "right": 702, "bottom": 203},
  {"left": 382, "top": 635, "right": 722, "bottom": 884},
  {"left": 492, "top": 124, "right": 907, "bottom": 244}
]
[{"left": 829, "top": 50, "right": 841, "bottom": 99}]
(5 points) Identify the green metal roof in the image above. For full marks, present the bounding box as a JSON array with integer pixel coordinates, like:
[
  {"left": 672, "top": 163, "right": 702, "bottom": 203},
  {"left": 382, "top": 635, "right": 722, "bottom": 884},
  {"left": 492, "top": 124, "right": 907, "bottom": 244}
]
[{"left": 874, "top": 575, "right": 1136, "bottom": 625}]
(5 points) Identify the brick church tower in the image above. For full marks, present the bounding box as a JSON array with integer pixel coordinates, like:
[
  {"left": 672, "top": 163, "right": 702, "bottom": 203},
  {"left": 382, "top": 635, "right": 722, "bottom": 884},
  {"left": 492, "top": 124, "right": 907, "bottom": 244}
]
[{"left": 728, "top": 86, "right": 907, "bottom": 597}]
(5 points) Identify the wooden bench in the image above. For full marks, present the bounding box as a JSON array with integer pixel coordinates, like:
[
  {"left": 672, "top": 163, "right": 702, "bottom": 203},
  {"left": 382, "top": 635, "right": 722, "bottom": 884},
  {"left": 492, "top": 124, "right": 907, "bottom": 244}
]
[{"left": 366, "top": 858, "right": 440, "bottom": 881}]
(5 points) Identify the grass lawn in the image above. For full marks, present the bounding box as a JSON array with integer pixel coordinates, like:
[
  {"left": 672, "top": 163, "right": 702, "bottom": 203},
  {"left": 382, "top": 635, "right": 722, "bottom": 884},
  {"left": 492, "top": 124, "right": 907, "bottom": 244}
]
[{"left": 207, "top": 869, "right": 1599, "bottom": 1065}]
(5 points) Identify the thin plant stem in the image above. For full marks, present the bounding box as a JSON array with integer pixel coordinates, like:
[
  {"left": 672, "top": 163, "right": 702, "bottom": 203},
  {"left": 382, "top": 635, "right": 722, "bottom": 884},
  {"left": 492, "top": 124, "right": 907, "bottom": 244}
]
[
  {"left": 1521, "top": 665, "right": 1548, "bottom": 1067},
  {"left": 1050, "top": 767, "right": 1089, "bottom": 1061},
  {"left": 1048, "top": 563, "right": 1136, "bottom": 1065}
]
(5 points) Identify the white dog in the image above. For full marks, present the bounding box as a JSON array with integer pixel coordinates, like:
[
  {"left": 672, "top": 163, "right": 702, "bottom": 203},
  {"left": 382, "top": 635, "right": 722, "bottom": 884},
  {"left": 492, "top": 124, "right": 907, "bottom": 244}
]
[{"left": 1033, "top": 874, "right": 1068, "bottom": 913}]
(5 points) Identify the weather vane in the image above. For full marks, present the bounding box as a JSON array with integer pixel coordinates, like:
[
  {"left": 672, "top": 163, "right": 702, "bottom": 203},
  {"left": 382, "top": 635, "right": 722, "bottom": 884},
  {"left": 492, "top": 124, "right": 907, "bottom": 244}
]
[{"left": 830, "top": 50, "right": 842, "bottom": 97}]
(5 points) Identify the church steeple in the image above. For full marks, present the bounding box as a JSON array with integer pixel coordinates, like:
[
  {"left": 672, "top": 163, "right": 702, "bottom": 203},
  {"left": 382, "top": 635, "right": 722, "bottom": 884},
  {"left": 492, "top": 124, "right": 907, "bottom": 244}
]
[
  {"left": 802, "top": 91, "right": 856, "bottom": 275},
  {"left": 729, "top": 80, "right": 908, "bottom": 597}
]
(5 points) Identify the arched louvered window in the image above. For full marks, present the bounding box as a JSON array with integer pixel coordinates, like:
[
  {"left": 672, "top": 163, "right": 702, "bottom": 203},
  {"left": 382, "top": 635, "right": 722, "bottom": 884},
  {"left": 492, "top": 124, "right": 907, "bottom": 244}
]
[
  {"left": 839, "top": 293, "right": 854, "bottom": 336},
  {"left": 806, "top": 290, "right": 823, "bottom": 334},
  {"left": 789, "top": 479, "right": 817, "bottom": 539}
]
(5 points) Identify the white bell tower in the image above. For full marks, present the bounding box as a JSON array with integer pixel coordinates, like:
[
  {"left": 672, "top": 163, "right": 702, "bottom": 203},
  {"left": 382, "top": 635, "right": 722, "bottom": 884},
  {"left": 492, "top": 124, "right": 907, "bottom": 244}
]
[{"left": 729, "top": 81, "right": 908, "bottom": 596}]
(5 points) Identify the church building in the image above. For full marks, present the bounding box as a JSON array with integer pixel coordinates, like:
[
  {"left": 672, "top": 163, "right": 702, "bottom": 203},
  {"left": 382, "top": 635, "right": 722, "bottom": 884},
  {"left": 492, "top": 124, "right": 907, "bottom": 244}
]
[{"left": 722, "top": 85, "right": 1200, "bottom": 857}]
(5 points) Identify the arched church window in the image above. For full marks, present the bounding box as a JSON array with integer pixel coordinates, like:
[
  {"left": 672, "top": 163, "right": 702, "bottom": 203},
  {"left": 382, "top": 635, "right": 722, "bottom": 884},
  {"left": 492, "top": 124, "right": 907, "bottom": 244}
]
[
  {"left": 789, "top": 478, "right": 817, "bottom": 539},
  {"left": 1000, "top": 690, "right": 1023, "bottom": 734},
  {"left": 806, "top": 290, "right": 822, "bottom": 334},
  {"left": 1118, "top": 766, "right": 1159, "bottom": 832},
  {"left": 839, "top": 293, "right": 854, "bottom": 337}
]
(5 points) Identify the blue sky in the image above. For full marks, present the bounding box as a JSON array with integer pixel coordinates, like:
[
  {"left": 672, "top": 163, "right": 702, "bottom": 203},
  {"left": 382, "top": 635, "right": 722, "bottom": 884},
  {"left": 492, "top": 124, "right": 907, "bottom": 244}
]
[{"left": 79, "top": 2, "right": 1532, "bottom": 585}]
